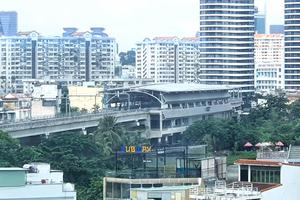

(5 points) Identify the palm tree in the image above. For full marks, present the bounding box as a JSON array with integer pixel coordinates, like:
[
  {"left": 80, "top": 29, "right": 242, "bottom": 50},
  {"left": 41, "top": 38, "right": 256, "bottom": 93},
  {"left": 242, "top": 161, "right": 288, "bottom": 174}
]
[{"left": 94, "top": 116, "right": 123, "bottom": 155}]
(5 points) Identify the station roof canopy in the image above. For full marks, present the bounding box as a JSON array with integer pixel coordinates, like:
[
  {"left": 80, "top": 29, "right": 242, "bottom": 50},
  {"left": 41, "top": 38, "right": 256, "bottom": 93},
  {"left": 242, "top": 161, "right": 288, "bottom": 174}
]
[{"left": 135, "top": 83, "right": 235, "bottom": 93}]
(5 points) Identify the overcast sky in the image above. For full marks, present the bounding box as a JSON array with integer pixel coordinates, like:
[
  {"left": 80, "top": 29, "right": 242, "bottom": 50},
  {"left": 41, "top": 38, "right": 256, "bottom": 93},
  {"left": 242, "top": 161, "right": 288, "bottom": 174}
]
[{"left": 1, "top": 0, "right": 283, "bottom": 51}]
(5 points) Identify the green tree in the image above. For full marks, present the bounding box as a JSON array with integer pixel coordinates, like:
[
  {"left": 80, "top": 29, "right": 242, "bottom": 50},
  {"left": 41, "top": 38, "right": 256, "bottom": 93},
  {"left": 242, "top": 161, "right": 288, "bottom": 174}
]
[
  {"left": 94, "top": 116, "right": 123, "bottom": 156},
  {"left": 38, "top": 132, "right": 105, "bottom": 186},
  {"left": 183, "top": 119, "right": 239, "bottom": 151},
  {"left": 0, "top": 131, "right": 20, "bottom": 166},
  {"left": 60, "top": 86, "right": 70, "bottom": 114}
]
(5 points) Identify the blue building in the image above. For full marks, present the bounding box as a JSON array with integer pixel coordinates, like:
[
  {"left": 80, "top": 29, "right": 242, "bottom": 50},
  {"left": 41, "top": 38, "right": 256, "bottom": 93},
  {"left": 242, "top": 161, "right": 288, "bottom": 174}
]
[
  {"left": 0, "top": 11, "right": 17, "bottom": 36},
  {"left": 270, "top": 25, "right": 284, "bottom": 34},
  {"left": 255, "top": 14, "right": 266, "bottom": 34}
]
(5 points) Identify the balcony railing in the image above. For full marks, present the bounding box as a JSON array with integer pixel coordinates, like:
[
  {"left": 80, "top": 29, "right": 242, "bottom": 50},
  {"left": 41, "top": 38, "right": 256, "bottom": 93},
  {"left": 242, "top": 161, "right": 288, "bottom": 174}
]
[{"left": 257, "top": 151, "right": 288, "bottom": 160}]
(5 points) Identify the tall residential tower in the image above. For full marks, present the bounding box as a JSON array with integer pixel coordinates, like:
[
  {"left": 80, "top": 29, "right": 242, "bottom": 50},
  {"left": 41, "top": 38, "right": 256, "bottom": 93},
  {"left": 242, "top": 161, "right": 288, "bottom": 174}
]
[
  {"left": 197, "top": 0, "right": 255, "bottom": 93},
  {"left": 285, "top": 0, "right": 300, "bottom": 90}
]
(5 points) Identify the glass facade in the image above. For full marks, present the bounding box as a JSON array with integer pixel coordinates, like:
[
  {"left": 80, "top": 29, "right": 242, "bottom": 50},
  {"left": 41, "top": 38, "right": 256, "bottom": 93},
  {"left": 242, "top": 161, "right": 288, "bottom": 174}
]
[
  {"left": 197, "top": 0, "right": 255, "bottom": 93},
  {"left": 285, "top": 0, "right": 300, "bottom": 90},
  {"left": 0, "top": 12, "right": 17, "bottom": 36}
]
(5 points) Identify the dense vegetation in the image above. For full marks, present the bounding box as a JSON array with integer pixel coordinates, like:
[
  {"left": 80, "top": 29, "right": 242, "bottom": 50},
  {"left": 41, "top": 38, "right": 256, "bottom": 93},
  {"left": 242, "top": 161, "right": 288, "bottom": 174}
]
[
  {"left": 184, "top": 94, "right": 300, "bottom": 152},
  {"left": 0, "top": 116, "right": 146, "bottom": 200},
  {"left": 119, "top": 50, "right": 136, "bottom": 66},
  {"left": 2, "top": 95, "right": 300, "bottom": 198}
]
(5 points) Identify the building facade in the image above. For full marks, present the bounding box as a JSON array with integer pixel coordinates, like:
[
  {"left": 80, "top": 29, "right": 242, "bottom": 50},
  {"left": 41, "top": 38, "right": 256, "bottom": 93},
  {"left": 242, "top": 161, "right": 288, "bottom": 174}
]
[
  {"left": 255, "top": 12, "right": 266, "bottom": 34},
  {"left": 197, "top": 0, "right": 255, "bottom": 93},
  {"left": 0, "top": 163, "right": 76, "bottom": 200},
  {"left": 106, "top": 83, "right": 242, "bottom": 142},
  {"left": 135, "top": 37, "right": 201, "bottom": 83},
  {"left": 254, "top": 34, "right": 284, "bottom": 92},
  {"left": 270, "top": 25, "right": 284, "bottom": 34},
  {"left": 285, "top": 0, "right": 300, "bottom": 90},
  {"left": 0, "top": 11, "right": 17, "bottom": 36},
  {"left": 0, "top": 28, "right": 117, "bottom": 93}
]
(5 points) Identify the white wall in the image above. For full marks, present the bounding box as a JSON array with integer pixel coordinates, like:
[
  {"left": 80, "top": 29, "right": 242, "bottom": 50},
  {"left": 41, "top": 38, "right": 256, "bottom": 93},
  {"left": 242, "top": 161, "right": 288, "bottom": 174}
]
[
  {"left": 31, "top": 100, "right": 56, "bottom": 118},
  {"left": 0, "top": 184, "right": 76, "bottom": 200},
  {"left": 262, "top": 165, "right": 300, "bottom": 200}
]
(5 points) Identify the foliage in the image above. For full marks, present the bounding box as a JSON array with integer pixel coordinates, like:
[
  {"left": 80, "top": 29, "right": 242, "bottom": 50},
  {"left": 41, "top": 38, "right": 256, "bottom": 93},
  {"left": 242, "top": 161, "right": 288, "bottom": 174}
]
[
  {"left": 119, "top": 50, "right": 135, "bottom": 66},
  {"left": 38, "top": 132, "right": 105, "bottom": 186},
  {"left": 94, "top": 116, "right": 123, "bottom": 156},
  {"left": 227, "top": 151, "right": 257, "bottom": 165},
  {"left": 80, "top": 108, "right": 88, "bottom": 113},
  {"left": 184, "top": 94, "right": 300, "bottom": 151},
  {"left": 70, "top": 107, "right": 80, "bottom": 113},
  {"left": 0, "top": 131, "right": 42, "bottom": 167},
  {"left": 60, "top": 86, "right": 70, "bottom": 114}
]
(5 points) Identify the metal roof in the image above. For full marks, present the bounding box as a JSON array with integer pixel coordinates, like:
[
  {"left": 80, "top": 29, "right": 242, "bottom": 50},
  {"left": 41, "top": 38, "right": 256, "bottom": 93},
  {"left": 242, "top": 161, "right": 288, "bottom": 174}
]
[{"left": 136, "top": 83, "right": 235, "bottom": 93}]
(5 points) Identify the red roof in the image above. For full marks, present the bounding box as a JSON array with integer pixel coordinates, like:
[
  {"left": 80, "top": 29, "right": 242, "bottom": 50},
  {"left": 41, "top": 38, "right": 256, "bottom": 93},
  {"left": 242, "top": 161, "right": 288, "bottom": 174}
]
[
  {"left": 153, "top": 36, "right": 178, "bottom": 40},
  {"left": 252, "top": 182, "right": 282, "bottom": 192},
  {"left": 244, "top": 142, "right": 253, "bottom": 147},
  {"left": 276, "top": 141, "right": 284, "bottom": 146},
  {"left": 236, "top": 159, "right": 300, "bottom": 167},
  {"left": 235, "top": 159, "right": 281, "bottom": 167}
]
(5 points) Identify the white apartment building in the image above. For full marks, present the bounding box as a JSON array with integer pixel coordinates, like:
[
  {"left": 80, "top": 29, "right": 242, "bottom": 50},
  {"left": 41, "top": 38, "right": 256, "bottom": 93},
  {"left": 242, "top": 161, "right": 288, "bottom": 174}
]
[
  {"left": 254, "top": 34, "right": 284, "bottom": 92},
  {"left": 135, "top": 37, "right": 201, "bottom": 83},
  {"left": 0, "top": 163, "right": 76, "bottom": 200},
  {"left": 0, "top": 27, "right": 117, "bottom": 93}
]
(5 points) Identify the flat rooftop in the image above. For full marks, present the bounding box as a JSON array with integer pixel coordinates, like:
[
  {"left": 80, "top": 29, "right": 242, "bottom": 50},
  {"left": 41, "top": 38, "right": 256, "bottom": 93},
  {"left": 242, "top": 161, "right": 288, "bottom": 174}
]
[
  {"left": 136, "top": 83, "right": 235, "bottom": 93},
  {"left": 131, "top": 185, "right": 194, "bottom": 192},
  {"left": 0, "top": 167, "right": 26, "bottom": 171}
]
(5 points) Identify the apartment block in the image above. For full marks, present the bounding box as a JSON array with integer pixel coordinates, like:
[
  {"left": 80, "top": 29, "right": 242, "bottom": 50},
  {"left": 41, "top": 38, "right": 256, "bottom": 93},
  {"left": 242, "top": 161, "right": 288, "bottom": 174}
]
[
  {"left": 0, "top": 27, "right": 117, "bottom": 93},
  {"left": 135, "top": 37, "right": 201, "bottom": 83},
  {"left": 254, "top": 34, "right": 284, "bottom": 92}
]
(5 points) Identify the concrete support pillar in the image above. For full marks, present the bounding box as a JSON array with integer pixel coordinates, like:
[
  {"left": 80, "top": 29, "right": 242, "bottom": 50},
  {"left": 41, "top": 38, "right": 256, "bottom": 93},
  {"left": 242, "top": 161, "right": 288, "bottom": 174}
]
[
  {"left": 248, "top": 165, "right": 251, "bottom": 182},
  {"left": 238, "top": 165, "right": 241, "bottom": 182},
  {"left": 82, "top": 128, "right": 87, "bottom": 135}
]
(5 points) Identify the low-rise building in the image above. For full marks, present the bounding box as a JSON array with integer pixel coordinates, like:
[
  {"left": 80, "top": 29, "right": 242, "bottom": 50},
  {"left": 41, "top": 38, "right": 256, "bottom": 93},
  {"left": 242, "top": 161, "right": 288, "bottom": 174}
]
[
  {"left": 235, "top": 159, "right": 300, "bottom": 200},
  {"left": 0, "top": 163, "right": 76, "bottom": 200},
  {"left": 68, "top": 86, "right": 104, "bottom": 112},
  {"left": 0, "top": 93, "right": 31, "bottom": 123}
]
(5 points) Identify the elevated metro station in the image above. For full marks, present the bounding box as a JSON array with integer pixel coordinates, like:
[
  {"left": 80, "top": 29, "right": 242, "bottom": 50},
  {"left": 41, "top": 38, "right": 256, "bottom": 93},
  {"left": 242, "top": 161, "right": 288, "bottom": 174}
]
[{"left": 105, "top": 83, "right": 243, "bottom": 144}]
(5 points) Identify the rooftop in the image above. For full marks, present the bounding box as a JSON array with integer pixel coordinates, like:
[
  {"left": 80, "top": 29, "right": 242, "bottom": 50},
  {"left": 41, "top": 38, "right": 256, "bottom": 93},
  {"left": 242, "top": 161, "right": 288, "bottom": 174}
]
[
  {"left": 136, "top": 83, "right": 235, "bottom": 93},
  {"left": 235, "top": 159, "right": 300, "bottom": 167},
  {"left": 131, "top": 185, "right": 193, "bottom": 192},
  {"left": 235, "top": 159, "right": 282, "bottom": 167},
  {"left": 0, "top": 167, "right": 26, "bottom": 171}
]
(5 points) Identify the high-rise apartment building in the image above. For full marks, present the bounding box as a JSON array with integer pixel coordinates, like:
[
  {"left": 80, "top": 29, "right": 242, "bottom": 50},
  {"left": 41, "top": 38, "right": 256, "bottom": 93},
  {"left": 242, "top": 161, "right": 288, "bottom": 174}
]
[
  {"left": 135, "top": 37, "right": 200, "bottom": 83},
  {"left": 285, "top": 0, "right": 300, "bottom": 90},
  {"left": 0, "top": 11, "right": 17, "bottom": 36},
  {"left": 197, "top": 0, "right": 255, "bottom": 93},
  {"left": 254, "top": 34, "right": 284, "bottom": 92},
  {"left": 0, "top": 28, "right": 117, "bottom": 93}
]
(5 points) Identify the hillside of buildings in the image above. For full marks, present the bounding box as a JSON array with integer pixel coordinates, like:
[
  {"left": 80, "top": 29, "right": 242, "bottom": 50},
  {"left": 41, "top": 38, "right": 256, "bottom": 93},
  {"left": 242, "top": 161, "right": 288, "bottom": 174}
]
[{"left": 1, "top": 95, "right": 300, "bottom": 199}]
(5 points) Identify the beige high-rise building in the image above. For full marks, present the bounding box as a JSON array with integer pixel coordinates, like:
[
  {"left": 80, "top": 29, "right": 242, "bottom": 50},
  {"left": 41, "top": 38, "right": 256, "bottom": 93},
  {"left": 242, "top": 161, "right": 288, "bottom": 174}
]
[{"left": 254, "top": 34, "right": 284, "bottom": 92}]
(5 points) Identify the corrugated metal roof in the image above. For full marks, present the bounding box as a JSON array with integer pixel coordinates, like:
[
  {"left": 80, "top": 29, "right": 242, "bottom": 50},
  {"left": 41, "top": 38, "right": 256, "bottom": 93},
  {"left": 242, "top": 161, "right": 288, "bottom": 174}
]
[{"left": 137, "top": 83, "right": 235, "bottom": 93}]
